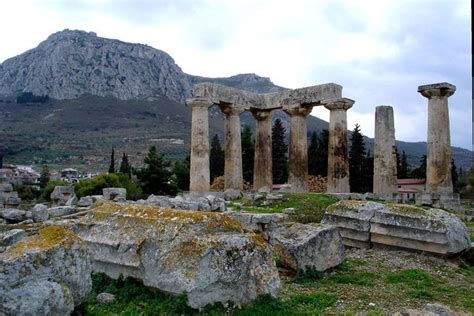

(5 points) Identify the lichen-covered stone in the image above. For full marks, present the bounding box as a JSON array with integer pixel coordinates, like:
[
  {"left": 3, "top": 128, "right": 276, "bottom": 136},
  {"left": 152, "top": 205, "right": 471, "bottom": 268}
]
[
  {"left": 49, "top": 206, "right": 76, "bottom": 217},
  {"left": 102, "top": 188, "right": 127, "bottom": 201},
  {"left": 76, "top": 202, "right": 280, "bottom": 309},
  {"left": 269, "top": 223, "right": 345, "bottom": 272},
  {"left": 0, "top": 229, "right": 26, "bottom": 247},
  {"left": 50, "top": 186, "right": 75, "bottom": 206},
  {"left": 0, "top": 208, "right": 27, "bottom": 222},
  {"left": 77, "top": 196, "right": 94, "bottom": 207},
  {"left": 322, "top": 200, "right": 471, "bottom": 255},
  {"left": 32, "top": 203, "right": 49, "bottom": 222},
  {"left": 0, "top": 226, "right": 92, "bottom": 315}
]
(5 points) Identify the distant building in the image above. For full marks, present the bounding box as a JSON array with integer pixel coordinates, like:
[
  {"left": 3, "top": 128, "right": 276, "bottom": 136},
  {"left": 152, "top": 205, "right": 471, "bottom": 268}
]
[{"left": 397, "top": 178, "right": 426, "bottom": 193}]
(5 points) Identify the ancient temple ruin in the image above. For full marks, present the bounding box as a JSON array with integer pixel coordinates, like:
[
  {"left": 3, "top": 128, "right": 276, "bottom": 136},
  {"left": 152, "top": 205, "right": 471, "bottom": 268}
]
[{"left": 187, "top": 82, "right": 353, "bottom": 192}]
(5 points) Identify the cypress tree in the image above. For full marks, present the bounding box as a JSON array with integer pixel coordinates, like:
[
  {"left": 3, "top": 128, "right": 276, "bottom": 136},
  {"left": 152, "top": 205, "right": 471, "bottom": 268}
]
[
  {"left": 135, "top": 146, "right": 176, "bottom": 195},
  {"left": 411, "top": 155, "right": 427, "bottom": 179},
  {"left": 308, "top": 131, "right": 319, "bottom": 176},
  {"left": 209, "top": 134, "right": 225, "bottom": 182},
  {"left": 272, "top": 119, "right": 288, "bottom": 184},
  {"left": 108, "top": 147, "right": 115, "bottom": 174},
  {"left": 315, "top": 129, "right": 329, "bottom": 177},
  {"left": 39, "top": 165, "right": 50, "bottom": 189},
  {"left": 241, "top": 125, "right": 255, "bottom": 183},
  {"left": 349, "top": 124, "right": 367, "bottom": 193},
  {"left": 452, "top": 159, "right": 458, "bottom": 190},
  {"left": 119, "top": 153, "right": 131, "bottom": 177},
  {"left": 173, "top": 155, "right": 190, "bottom": 191},
  {"left": 400, "top": 150, "right": 409, "bottom": 179}
]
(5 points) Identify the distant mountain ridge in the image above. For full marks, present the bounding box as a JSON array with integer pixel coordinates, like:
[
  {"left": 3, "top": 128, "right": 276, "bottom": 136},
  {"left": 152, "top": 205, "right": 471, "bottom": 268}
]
[
  {"left": 0, "top": 29, "right": 283, "bottom": 103},
  {"left": 0, "top": 29, "right": 471, "bottom": 172}
]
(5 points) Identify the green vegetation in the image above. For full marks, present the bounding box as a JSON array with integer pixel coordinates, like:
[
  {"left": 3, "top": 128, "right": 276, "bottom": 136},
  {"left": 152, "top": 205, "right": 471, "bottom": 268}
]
[
  {"left": 14, "top": 184, "right": 41, "bottom": 201},
  {"left": 241, "top": 125, "right": 254, "bottom": 184},
  {"left": 75, "top": 173, "right": 141, "bottom": 200},
  {"left": 82, "top": 256, "right": 474, "bottom": 314},
  {"left": 231, "top": 193, "right": 338, "bottom": 224},
  {"left": 135, "top": 146, "right": 177, "bottom": 195},
  {"left": 41, "top": 179, "right": 68, "bottom": 201},
  {"left": 272, "top": 118, "right": 288, "bottom": 184},
  {"left": 464, "top": 220, "right": 474, "bottom": 240},
  {"left": 209, "top": 134, "right": 224, "bottom": 183}
]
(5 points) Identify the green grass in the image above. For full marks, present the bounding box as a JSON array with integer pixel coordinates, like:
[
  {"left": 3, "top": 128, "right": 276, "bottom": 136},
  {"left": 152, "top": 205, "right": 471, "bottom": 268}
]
[
  {"left": 231, "top": 193, "right": 338, "bottom": 223},
  {"left": 81, "top": 259, "right": 474, "bottom": 315}
]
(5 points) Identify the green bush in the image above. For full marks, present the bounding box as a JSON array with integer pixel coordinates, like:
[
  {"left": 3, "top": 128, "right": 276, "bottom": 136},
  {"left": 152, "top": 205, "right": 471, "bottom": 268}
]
[
  {"left": 74, "top": 173, "right": 142, "bottom": 200},
  {"left": 14, "top": 184, "right": 41, "bottom": 201},
  {"left": 41, "top": 179, "right": 68, "bottom": 201}
]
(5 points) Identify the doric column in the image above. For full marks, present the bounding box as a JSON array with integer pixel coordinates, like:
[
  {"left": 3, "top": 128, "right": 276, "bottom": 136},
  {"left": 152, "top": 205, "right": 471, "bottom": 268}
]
[
  {"left": 186, "top": 97, "right": 212, "bottom": 192},
  {"left": 284, "top": 105, "right": 313, "bottom": 192},
  {"left": 323, "top": 98, "right": 354, "bottom": 193},
  {"left": 251, "top": 109, "right": 273, "bottom": 190},
  {"left": 418, "top": 82, "right": 456, "bottom": 193},
  {"left": 373, "top": 106, "right": 397, "bottom": 194},
  {"left": 219, "top": 104, "right": 245, "bottom": 190}
]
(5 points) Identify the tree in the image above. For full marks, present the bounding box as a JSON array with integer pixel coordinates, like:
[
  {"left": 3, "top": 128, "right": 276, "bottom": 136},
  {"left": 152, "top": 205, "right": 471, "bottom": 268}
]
[
  {"left": 135, "top": 146, "right": 176, "bottom": 195},
  {"left": 108, "top": 147, "right": 115, "bottom": 174},
  {"left": 411, "top": 155, "right": 427, "bottom": 179},
  {"left": 349, "top": 124, "right": 367, "bottom": 192},
  {"left": 173, "top": 155, "right": 190, "bottom": 191},
  {"left": 308, "top": 131, "right": 319, "bottom": 176},
  {"left": 241, "top": 125, "right": 255, "bottom": 183},
  {"left": 400, "top": 150, "right": 410, "bottom": 179},
  {"left": 451, "top": 159, "right": 458, "bottom": 190},
  {"left": 395, "top": 147, "right": 401, "bottom": 177},
  {"left": 119, "top": 153, "right": 132, "bottom": 177},
  {"left": 272, "top": 119, "right": 288, "bottom": 184},
  {"left": 308, "top": 129, "right": 329, "bottom": 177},
  {"left": 75, "top": 173, "right": 141, "bottom": 200},
  {"left": 39, "top": 165, "right": 50, "bottom": 189},
  {"left": 209, "top": 134, "right": 224, "bottom": 182}
]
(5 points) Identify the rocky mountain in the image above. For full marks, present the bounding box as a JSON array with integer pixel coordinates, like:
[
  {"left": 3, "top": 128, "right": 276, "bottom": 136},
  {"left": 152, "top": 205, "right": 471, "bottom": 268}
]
[{"left": 0, "top": 29, "right": 471, "bottom": 172}]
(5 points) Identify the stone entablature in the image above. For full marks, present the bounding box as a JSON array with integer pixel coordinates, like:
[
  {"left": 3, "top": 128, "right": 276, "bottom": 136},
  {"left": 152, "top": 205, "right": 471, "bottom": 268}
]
[{"left": 188, "top": 82, "right": 348, "bottom": 192}]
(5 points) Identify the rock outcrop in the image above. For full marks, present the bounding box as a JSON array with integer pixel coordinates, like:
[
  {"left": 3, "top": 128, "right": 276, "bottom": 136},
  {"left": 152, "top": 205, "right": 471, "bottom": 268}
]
[
  {"left": 76, "top": 202, "right": 280, "bottom": 309},
  {"left": 50, "top": 185, "right": 75, "bottom": 206},
  {"left": 322, "top": 200, "right": 471, "bottom": 255},
  {"left": 0, "top": 226, "right": 92, "bottom": 315}
]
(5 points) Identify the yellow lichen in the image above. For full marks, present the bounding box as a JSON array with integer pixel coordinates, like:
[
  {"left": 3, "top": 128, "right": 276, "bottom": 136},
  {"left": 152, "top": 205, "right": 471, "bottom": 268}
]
[
  {"left": 386, "top": 203, "right": 431, "bottom": 217},
  {"left": 2, "top": 226, "right": 82, "bottom": 260},
  {"left": 86, "top": 202, "right": 244, "bottom": 233},
  {"left": 326, "top": 200, "right": 368, "bottom": 213}
]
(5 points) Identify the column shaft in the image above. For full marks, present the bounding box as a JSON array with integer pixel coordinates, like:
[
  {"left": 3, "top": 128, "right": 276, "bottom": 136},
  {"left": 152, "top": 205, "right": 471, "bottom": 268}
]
[
  {"left": 418, "top": 82, "right": 456, "bottom": 194},
  {"left": 324, "top": 98, "right": 354, "bottom": 193},
  {"left": 221, "top": 105, "right": 244, "bottom": 190},
  {"left": 285, "top": 106, "right": 312, "bottom": 192},
  {"left": 187, "top": 98, "right": 211, "bottom": 192},
  {"left": 252, "top": 110, "right": 272, "bottom": 190},
  {"left": 373, "top": 106, "right": 397, "bottom": 194}
]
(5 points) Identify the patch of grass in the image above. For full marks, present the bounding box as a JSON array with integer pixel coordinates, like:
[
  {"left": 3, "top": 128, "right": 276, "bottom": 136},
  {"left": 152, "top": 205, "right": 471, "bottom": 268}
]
[
  {"left": 464, "top": 220, "right": 474, "bottom": 240},
  {"left": 326, "top": 272, "right": 376, "bottom": 286},
  {"left": 386, "top": 269, "right": 433, "bottom": 289},
  {"left": 234, "top": 193, "right": 338, "bottom": 223}
]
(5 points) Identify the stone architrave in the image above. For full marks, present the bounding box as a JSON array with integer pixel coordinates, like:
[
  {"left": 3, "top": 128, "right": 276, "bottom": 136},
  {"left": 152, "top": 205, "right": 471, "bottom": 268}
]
[
  {"left": 373, "top": 106, "right": 398, "bottom": 194},
  {"left": 251, "top": 109, "right": 273, "bottom": 190},
  {"left": 187, "top": 98, "right": 212, "bottom": 192},
  {"left": 417, "top": 83, "right": 456, "bottom": 194},
  {"left": 323, "top": 98, "right": 354, "bottom": 193},
  {"left": 283, "top": 105, "right": 313, "bottom": 192},
  {"left": 219, "top": 104, "right": 245, "bottom": 190}
]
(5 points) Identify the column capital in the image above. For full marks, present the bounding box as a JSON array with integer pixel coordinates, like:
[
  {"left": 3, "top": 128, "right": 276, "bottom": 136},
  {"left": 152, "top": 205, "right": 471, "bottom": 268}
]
[
  {"left": 250, "top": 108, "right": 272, "bottom": 121},
  {"left": 186, "top": 97, "right": 212, "bottom": 109},
  {"left": 323, "top": 98, "right": 354, "bottom": 111},
  {"left": 283, "top": 104, "right": 312, "bottom": 117},
  {"left": 219, "top": 103, "right": 245, "bottom": 116},
  {"left": 418, "top": 82, "right": 456, "bottom": 99}
]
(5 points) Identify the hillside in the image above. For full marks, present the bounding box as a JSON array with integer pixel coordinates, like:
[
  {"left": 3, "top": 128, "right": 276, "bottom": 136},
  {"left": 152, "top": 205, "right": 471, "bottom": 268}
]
[{"left": 0, "top": 29, "right": 471, "bottom": 172}]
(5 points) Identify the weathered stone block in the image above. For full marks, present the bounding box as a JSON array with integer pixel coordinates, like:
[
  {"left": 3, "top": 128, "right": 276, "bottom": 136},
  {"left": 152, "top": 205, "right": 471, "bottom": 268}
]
[
  {"left": 48, "top": 206, "right": 76, "bottom": 217},
  {"left": 32, "top": 203, "right": 49, "bottom": 222},
  {"left": 322, "top": 200, "right": 471, "bottom": 255},
  {"left": 102, "top": 188, "right": 127, "bottom": 201},
  {"left": 51, "top": 186, "right": 75, "bottom": 206},
  {"left": 0, "top": 226, "right": 92, "bottom": 315},
  {"left": 76, "top": 202, "right": 280, "bottom": 309},
  {"left": 0, "top": 208, "right": 27, "bottom": 222},
  {"left": 269, "top": 223, "right": 345, "bottom": 272},
  {"left": 0, "top": 229, "right": 26, "bottom": 247}
]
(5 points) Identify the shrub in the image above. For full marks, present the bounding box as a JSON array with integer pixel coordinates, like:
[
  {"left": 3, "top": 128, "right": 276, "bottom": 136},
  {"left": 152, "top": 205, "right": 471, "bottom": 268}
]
[
  {"left": 14, "top": 184, "right": 41, "bottom": 201},
  {"left": 75, "top": 173, "right": 141, "bottom": 200}
]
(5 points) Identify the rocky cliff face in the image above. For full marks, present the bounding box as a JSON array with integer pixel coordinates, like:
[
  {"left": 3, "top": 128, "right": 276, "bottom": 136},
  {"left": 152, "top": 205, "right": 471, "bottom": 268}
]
[{"left": 0, "top": 29, "right": 282, "bottom": 103}]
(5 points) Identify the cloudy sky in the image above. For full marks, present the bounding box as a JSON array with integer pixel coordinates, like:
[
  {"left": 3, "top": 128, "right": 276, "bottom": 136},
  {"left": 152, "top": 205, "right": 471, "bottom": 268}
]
[{"left": 0, "top": 0, "right": 471, "bottom": 149}]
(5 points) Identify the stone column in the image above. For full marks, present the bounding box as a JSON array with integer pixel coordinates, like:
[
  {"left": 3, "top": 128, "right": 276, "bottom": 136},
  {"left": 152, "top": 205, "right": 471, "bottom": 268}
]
[
  {"left": 186, "top": 97, "right": 212, "bottom": 192},
  {"left": 219, "top": 104, "right": 245, "bottom": 190},
  {"left": 251, "top": 109, "right": 273, "bottom": 190},
  {"left": 324, "top": 98, "right": 354, "bottom": 193},
  {"left": 418, "top": 82, "right": 456, "bottom": 193},
  {"left": 284, "top": 105, "right": 313, "bottom": 192},
  {"left": 373, "top": 106, "right": 397, "bottom": 194}
]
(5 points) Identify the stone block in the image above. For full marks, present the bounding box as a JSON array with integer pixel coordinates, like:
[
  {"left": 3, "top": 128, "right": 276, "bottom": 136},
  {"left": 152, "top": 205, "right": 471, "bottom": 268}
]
[
  {"left": 102, "top": 188, "right": 127, "bottom": 201},
  {"left": 76, "top": 202, "right": 280, "bottom": 309}
]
